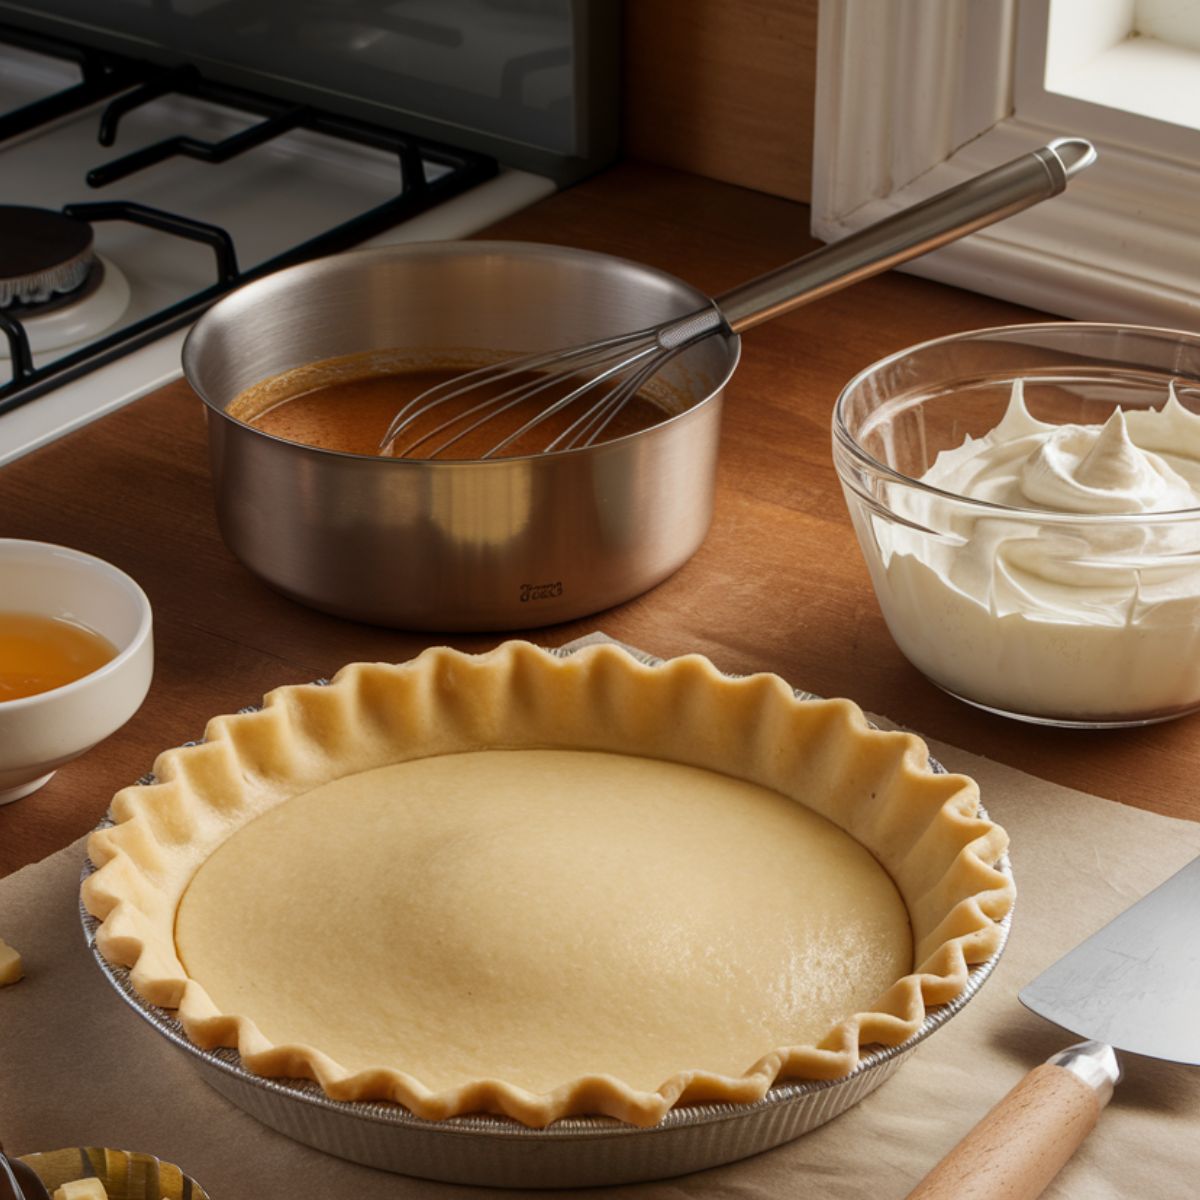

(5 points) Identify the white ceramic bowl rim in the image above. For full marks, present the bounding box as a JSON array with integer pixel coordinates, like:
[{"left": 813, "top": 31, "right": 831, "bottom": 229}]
[
  {"left": 0, "top": 538, "right": 153, "bottom": 712},
  {"left": 834, "top": 320, "right": 1200, "bottom": 524}
]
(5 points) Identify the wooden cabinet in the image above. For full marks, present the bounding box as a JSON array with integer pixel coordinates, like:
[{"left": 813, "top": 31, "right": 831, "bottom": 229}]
[{"left": 623, "top": 0, "right": 819, "bottom": 202}]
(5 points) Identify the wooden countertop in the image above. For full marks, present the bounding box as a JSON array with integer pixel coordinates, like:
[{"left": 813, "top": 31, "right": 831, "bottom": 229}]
[{"left": 2, "top": 161, "right": 1196, "bottom": 876}]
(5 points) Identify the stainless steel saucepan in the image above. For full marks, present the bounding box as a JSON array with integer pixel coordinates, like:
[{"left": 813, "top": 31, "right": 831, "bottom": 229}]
[{"left": 182, "top": 140, "right": 1093, "bottom": 630}]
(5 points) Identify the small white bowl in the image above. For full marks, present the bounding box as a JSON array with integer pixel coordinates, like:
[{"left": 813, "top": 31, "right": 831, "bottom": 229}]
[{"left": 0, "top": 539, "right": 153, "bottom": 804}]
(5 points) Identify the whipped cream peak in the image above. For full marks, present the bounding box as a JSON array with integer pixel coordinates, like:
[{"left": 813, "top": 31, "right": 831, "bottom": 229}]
[
  {"left": 924, "top": 381, "right": 1200, "bottom": 515},
  {"left": 1019, "top": 408, "right": 1197, "bottom": 514},
  {"left": 1122, "top": 380, "right": 1200, "bottom": 452},
  {"left": 990, "top": 378, "right": 1052, "bottom": 442}
]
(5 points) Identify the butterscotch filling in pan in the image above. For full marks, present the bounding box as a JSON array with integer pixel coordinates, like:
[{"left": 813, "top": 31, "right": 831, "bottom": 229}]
[{"left": 229, "top": 353, "right": 673, "bottom": 459}]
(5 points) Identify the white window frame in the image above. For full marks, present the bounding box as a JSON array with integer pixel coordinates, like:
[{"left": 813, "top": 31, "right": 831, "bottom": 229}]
[{"left": 812, "top": 0, "right": 1200, "bottom": 328}]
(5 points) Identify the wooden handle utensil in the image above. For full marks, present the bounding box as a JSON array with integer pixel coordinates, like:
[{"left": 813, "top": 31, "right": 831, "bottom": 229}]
[{"left": 904, "top": 1042, "right": 1120, "bottom": 1200}]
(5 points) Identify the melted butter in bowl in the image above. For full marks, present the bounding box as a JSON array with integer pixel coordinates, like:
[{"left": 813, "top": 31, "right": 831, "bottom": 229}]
[{"left": 229, "top": 351, "right": 678, "bottom": 460}]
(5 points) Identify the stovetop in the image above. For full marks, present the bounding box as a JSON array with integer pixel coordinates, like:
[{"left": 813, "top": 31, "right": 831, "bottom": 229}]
[{"left": 0, "top": 24, "right": 555, "bottom": 464}]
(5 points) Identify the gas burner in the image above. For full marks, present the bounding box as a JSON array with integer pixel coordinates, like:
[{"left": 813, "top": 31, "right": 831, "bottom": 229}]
[
  {"left": 0, "top": 206, "right": 95, "bottom": 308},
  {"left": 0, "top": 253, "right": 131, "bottom": 358},
  {"left": 6, "top": 255, "right": 106, "bottom": 317}
]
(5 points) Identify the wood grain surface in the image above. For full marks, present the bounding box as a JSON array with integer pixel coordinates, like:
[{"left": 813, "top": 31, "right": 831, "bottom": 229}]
[{"left": 1, "top": 161, "right": 1196, "bottom": 876}]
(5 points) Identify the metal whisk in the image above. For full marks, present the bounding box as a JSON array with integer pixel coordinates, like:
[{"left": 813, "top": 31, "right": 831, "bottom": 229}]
[{"left": 380, "top": 138, "right": 1096, "bottom": 460}]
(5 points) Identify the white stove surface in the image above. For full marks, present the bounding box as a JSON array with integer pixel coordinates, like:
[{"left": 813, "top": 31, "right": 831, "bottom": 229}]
[{"left": 0, "top": 41, "right": 554, "bottom": 466}]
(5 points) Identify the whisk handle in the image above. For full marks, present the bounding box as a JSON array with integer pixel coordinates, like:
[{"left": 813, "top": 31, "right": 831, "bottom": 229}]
[{"left": 712, "top": 137, "right": 1095, "bottom": 335}]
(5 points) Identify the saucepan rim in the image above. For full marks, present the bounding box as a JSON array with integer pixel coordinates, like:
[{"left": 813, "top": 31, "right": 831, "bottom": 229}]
[{"left": 181, "top": 239, "right": 743, "bottom": 468}]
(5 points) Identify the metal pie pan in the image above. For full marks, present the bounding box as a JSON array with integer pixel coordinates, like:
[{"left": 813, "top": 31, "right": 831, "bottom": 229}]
[{"left": 79, "top": 639, "right": 1013, "bottom": 1188}]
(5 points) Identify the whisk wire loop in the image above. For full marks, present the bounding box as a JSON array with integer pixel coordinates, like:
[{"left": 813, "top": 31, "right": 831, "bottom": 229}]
[
  {"left": 396, "top": 367, "right": 570, "bottom": 457},
  {"left": 547, "top": 342, "right": 692, "bottom": 453},
  {"left": 379, "top": 324, "right": 664, "bottom": 453},
  {"left": 481, "top": 342, "right": 660, "bottom": 458}
]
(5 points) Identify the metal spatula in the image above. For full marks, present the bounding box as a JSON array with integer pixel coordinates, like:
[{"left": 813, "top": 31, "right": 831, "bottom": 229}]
[{"left": 905, "top": 853, "right": 1200, "bottom": 1200}]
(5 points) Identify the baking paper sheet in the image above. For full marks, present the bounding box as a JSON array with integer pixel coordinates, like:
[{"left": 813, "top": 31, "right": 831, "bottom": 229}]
[{"left": 2, "top": 734, "right": 1199, "bottom": 1198}]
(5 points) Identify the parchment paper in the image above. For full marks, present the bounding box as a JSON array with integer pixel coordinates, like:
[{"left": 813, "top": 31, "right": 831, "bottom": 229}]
[{"left": 2, "top": 739, "right": 1199, "bottom": 1199}]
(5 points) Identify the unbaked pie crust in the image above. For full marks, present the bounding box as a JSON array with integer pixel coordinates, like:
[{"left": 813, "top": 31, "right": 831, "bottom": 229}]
[{"left": 83, "top": 641, "right": 1013, "bottom": 1128}]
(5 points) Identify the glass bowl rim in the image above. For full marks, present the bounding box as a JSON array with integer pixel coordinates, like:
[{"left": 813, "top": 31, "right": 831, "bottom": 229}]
[{"left": 832, "top": 319, "right": 1200, "bottom": 524}]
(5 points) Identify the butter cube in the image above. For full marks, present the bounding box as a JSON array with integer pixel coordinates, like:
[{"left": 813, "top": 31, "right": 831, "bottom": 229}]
[
  {"left": 0, "top": 937, "right": 21, "bottom": 985},
  {"left": 54, "top": 1181, "right": 108, "bottom": 1200}
]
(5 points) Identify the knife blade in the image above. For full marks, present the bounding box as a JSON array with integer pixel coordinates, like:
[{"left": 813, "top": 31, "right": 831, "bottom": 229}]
[
  {"left": 905, "top": 852, "right": 1200, "bottom": 1200},
  {"left": 1018, "top": 852, "right": 1200, "bottom": 1064}
]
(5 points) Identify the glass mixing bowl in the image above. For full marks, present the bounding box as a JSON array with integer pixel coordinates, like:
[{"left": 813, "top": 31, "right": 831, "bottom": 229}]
[{"left": 832, "top": 323, "right": 1200, "bottom": 728}]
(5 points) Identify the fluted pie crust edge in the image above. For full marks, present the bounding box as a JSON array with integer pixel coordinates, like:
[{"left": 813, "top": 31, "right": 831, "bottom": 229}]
[{"left": 82, "top": 641, "right": 1013, "bottom": 1127}]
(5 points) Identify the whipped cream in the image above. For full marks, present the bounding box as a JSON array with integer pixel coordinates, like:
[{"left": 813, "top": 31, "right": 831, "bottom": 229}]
[
  {"left": 923, "top": 382, "right": 1200, "bottom": 514},
  {"left": 870, "top": 382, "right": 1200, "bottom": 721}
]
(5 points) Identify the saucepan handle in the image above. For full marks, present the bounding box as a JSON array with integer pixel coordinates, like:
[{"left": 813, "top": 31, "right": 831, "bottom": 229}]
[{"left": 903, "top": 1041, "right": 1120, "bottom": 1200}]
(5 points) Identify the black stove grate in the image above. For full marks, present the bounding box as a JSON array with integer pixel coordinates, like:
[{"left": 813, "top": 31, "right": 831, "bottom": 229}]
[
  {"left": 0, "top": 23, "right": 499, "bottom": 415},
  {"left": 0, "top": 25, "right": 142, "bottom": 145}
]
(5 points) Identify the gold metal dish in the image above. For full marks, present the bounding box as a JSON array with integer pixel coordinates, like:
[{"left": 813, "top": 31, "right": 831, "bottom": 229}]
[{"left": 17, "top": 1147, "right": 207, "bottom": 1199}]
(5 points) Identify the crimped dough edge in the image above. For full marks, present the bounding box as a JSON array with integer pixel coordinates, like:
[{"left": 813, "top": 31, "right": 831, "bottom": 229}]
[{"left": 83, "top": 640, "right": 1013, "bottom": 1128}]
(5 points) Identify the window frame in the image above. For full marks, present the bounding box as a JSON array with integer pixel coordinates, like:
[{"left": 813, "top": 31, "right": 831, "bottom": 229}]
[
  {"left": 812, "top": 0, "right": 1200, "bottom": 328},
  {"left": 1019, "top": 0, "right": 1200, "bottom": 162}
]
